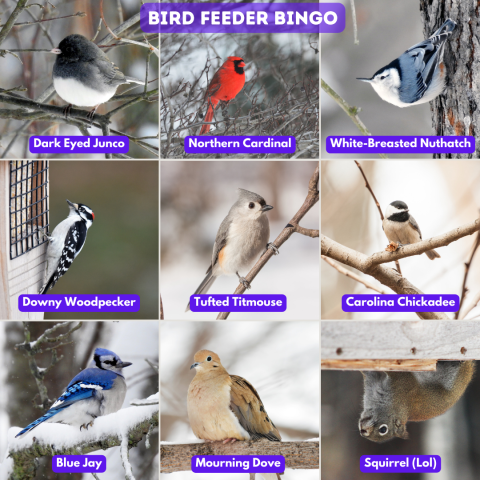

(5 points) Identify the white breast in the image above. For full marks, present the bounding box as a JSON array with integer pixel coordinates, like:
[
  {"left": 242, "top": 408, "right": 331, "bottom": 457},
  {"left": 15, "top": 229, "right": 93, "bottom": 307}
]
[{"left": 53, "top": 77, "right": 116, "bottom": 107}]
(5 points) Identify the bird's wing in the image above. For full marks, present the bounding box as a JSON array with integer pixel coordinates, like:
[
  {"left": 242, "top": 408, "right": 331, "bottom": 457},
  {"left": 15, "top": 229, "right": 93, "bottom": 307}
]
[
  {"left": 50, "top": 368, "right": 117, "bottom": 409},
  {"left": 408, "top": 214, "right": 423, "bottom": 239},
  {"left": 43, "top": 221, "right": 88, "bottom": 292},
  {"left": 229, "top": 375, "right": 281, "bottom": 441},
  {"left": 211, "top": 215, "right": 230, "bottom": 270},
  {"left": 92, "top": 52, "right": 128, "bottom": 86}
]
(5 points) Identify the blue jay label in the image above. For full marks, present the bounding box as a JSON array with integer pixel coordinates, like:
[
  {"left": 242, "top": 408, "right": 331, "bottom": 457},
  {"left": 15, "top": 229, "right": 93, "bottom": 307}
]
[
  {"left": 361, "top": 455, "right": 441, "bottom": 473},
  {"left": 52, "top": 455, "right": 106, "bottom": 473},
  {"left": 189, "top": 294, "right": 287, "bottom": 312}
]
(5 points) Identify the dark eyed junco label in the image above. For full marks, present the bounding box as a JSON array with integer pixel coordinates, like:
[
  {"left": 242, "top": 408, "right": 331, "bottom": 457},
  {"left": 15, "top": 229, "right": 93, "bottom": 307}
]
[{"left": 29, "top": 136, "right": 129, "bottom": 154}]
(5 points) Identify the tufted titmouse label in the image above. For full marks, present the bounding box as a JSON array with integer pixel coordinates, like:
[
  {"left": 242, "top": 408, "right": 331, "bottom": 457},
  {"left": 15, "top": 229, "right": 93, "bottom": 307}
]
[{"left": 190, "top": 294, "right": 286, "bottom": 312}]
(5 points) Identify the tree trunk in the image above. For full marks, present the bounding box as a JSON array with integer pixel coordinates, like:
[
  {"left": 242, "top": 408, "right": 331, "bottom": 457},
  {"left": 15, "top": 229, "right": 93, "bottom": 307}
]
[{"left": 420, "top": 1, "right": 480, "bottom": 158}]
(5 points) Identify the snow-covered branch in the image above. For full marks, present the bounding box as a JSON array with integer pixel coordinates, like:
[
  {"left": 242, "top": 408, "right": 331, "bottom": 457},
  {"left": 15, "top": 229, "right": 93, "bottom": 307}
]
[{"left": 7, "top": 399, "right": 158, "bottom": 480}]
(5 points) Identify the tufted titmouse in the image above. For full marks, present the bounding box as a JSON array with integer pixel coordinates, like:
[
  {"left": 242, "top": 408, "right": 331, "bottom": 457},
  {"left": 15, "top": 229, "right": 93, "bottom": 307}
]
[
  {"left": 383, "top": 200, "right": 441, "bottom": 260},
  {"left": 186, "top": 188, "right": 275, "bottom": 312}
]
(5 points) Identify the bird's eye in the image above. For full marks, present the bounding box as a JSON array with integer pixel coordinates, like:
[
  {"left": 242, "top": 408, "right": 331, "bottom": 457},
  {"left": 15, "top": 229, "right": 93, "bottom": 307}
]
[
  {"left": 378, "top": 425, "right": 388, "bottom": 435},
  {"left": 66, "top": 46, "right": 74, "bottom": 54},
  {"left": 206, "top": 356, "right": 212, "bottom": 361},
  {"left": 248, "top": 202, "right": 255, "bottom": 209}
]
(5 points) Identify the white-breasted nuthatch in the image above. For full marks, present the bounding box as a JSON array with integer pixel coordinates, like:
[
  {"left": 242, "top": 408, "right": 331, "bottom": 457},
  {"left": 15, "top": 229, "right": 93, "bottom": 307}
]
[{"left": 357, "top": 19, "right": 456, "bottom": 107}]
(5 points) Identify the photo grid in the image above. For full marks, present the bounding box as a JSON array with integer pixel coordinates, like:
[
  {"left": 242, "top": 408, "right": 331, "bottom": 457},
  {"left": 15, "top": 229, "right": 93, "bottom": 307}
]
[{"left": 0, "top": 0, "right": 480, "bottom": 479}]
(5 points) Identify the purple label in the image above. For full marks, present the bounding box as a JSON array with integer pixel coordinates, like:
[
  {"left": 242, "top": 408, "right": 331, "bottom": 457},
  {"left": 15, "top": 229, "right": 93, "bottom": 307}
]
[
  {"left": 360, "top": 455, "right": 441, "bottom": 473},
  {"left": 326, "top": 136, "right": 475, "bottom": 154},
  {"left": 189, "top": 294, "right": 286, "bottom": 312},
  {"left": 141, "top": 3, "right": 345, "bottom": 33},
  {"left": 52, "top": 455, "right": 107, "bottom": 473},
  {"left": 19, "top": 294, "right": 140, "bottom": 312},
  {"left": 192, "top": 455, "right": 285, "bottom": 473},
  {"left": 29, "top": 136, "right": 129, "bottom": 154},
  {"left": 184, "top": 136, "right": 295, "bottom": 154},
  {"left": 342, "top": 294, "right": 459, "bottom": 312}
]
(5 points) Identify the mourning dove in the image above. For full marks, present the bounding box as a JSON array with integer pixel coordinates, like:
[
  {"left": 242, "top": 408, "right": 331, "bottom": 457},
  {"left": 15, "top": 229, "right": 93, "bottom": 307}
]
[{"left": 187, "top": 350, "right": 281, "bottom": 444}]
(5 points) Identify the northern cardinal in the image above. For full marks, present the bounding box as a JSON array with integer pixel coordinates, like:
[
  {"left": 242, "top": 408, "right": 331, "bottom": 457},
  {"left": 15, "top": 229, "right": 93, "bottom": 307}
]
[{"left": 199, "top": 56, "right": 246, "bottom": 135}]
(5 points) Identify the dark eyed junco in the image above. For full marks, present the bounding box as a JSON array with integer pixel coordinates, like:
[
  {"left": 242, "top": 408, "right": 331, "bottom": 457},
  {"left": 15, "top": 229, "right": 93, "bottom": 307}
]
[{"left": 50, "top": 34, "right": 144, "bottom": 121}]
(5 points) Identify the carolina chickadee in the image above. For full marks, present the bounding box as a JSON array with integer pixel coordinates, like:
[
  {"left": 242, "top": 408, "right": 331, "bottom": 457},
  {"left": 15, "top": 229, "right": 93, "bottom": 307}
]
[{"left": 382, "top": 200, "right": 440, "bottom": 260}]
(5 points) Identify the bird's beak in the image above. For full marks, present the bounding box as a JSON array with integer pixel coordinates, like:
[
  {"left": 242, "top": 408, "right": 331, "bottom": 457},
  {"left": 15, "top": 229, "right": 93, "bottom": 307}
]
[
  {"left": 50, "top": 48, "right": 62, "bottom": 55},
  {"left": 66, "top": 199, "right": 78, "bottom": 209},
  {"left": 239, "top": 61, "right": 246, "bottom": 68},
  {"left": 117, "top": 361, "right": 132, "bottom": 368},
  {"left": 261, "top": 205, "right": 273, "bottom": 212},
  {"left": 356, "top": 77, "right": 373, "bottom": 83},
  {"left": 190, "top": 362, "right": 200, "bottom": 370}
]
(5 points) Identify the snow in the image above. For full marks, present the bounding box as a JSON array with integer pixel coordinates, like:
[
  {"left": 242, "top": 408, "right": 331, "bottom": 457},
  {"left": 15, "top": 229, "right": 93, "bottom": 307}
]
[{"left": 8, "top": 403, "right": 158, "bottom": 451}]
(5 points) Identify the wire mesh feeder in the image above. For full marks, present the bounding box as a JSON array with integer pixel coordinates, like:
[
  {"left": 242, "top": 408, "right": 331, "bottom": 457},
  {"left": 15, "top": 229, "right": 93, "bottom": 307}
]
[{"left": 9, "top": 161, "right": 49, "bottom": 260}]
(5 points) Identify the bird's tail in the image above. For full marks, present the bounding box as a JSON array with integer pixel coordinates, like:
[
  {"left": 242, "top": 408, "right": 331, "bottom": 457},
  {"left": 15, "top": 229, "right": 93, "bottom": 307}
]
[
  {"left": 200, "top": 98, "right": 218, "bottom": 135},
  {"left": 15, "top": 409, "right": 59, "bottom": 438},
  {"left": 124, "top": 76, "right": 145, "bottom": 85},
  {"left": 426, "top": 249, "right": 441, "bottom": 260},
  {"left": 430, "top": 18, "right": 456, "bottom": 38},
  {"left": 186, "top": 268, "right": 216, "bottom": 312}
]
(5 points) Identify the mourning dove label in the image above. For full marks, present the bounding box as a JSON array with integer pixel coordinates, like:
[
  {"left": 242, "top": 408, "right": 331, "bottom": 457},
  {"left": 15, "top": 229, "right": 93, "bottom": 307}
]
[
  {"left": 189, "top": 294, "right": 287, "bottom": 312},
  {"left": 192, "top": 455, "right": 285, "bottom": 473}
]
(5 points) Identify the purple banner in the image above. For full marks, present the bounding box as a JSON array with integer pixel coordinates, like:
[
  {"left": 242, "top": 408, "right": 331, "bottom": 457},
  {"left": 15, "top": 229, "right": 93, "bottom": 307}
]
[
  {"left": 29, "top": 136, "right": 129, "bottom": 154},
  {"left": 342, "top": 294, "right": 459, "bottom": 312},
  {"left": 184, "top": 136, "right": 295, "bottom": 154},
  {"left": 326, "top": 136, "right": 475, "bottom": 154},
  {"left": 192, "top": 455, "right": 285, "bottom": 473},
  {"left": 52, "top": 455, "right": 107, "bottom": 473},
  {"left": 361, "top": 455, "right": 441, "bottom": 473},
  {"left": 189, "top": 294, "right": 286, "bottom": 312},
  {"left": 19, "top": 294, "right": 140, "bottom": 312},
  {"left": 141, "top": 3, "right": 345, "bottom": 33}
]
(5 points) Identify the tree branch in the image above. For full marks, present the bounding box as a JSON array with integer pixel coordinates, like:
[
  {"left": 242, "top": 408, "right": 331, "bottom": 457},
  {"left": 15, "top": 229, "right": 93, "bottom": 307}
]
[
  {"left": 160, "top": 440, "right": 319, "bottom": 473},
  {"left": 216, "top": 164, "right": 319, "bottom": 319},
  {"left": 0, "top": 0, "right": 29, "bottom": 47},
  {"left": 321, "top": 235, "right": 449, "bottom": 320},
  {"left": 321, "top": 79, "right": 388, "bottom": 159},
  {"left": 10, "top": 406, "right": 158, "bottom": 480}
]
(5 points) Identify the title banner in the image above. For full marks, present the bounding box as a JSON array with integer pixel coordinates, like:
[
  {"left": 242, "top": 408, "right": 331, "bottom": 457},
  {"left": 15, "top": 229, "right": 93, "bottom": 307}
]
[{"left": 140, "top": 3, "right": 345, "bottom": 33}]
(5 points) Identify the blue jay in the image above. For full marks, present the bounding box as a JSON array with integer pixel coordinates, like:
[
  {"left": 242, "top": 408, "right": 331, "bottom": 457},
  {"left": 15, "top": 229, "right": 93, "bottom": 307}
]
[{"left": 16, "top": 348, "right": 132, "bottom": 438}]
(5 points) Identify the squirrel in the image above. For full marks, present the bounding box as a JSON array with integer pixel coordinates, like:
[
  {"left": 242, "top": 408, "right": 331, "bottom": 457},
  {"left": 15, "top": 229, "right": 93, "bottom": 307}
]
[{"left": 359, "top": 361, "right": 475, "bottom": 442}]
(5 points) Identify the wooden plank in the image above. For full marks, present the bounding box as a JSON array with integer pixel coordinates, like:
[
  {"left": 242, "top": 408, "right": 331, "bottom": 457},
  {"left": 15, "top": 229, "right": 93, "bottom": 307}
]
[
  {"left": 0, "top": 161, "right": 10, "bottom": 318},
  {"left": 322, "top": 321, "right": 480, "bottom": 359},
  {"left": 321, "top": 359, "right": 438, "bottom": 371}
]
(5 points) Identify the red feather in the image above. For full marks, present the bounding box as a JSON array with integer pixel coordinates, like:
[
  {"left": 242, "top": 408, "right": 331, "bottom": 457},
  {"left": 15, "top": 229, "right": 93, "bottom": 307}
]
[{"left": 200, "top": 56, "right": 246, "bottom": 135}]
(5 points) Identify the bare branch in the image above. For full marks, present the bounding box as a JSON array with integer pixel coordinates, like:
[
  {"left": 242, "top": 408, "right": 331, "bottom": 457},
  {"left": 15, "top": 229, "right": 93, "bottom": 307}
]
[
  {"left": 321, "top": 79, "right": 388, "bottom": 159},
  {"left": 321, "top": 235, "right": 449, "bottom": 320},
  {"left": 160, "top": 440, "right": 319, "bottom": 473}
]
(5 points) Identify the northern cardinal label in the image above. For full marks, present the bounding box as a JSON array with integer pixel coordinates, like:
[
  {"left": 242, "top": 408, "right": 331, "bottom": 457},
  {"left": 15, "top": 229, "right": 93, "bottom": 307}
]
[
  {"left": 141, "top": 3, "right": 345, "bottom": 33},
  {"left": 185, "top": 136, "right": 296, "bottom": 154}
]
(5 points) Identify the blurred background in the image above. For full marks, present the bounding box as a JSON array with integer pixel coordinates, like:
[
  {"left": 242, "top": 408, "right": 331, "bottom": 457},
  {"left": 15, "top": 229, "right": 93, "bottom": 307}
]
[
  {"left": 322, "top": 364, "right": 480, "bottom": 480},
  {"left": 0, "top": 0, "right": 159, "bottom": 159},
  {"left": 321, "top": 160, "right": 480, "bottom": 320},
  {"left": 45, "top": 161, "right": 159, "bottom": 319},
  {"left": 161, "top": 32, "right": 319, "bottom": 158},
  {"left": 160, "top": 320, "right": 319, "bottom": 480},
  {"left": 160, "top": 161, "right": 319, "bottom": 320},
  {"left": 0, "top": 320, "right": 159, "bottom": 480},
  {"left": 322, "top": 0, "right": 436, "bottom": 159}
]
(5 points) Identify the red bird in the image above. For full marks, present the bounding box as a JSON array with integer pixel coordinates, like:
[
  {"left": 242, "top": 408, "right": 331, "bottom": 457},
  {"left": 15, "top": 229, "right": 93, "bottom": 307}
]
[{"left": 200, "top": 56, "right": 246, "bottom": 135}]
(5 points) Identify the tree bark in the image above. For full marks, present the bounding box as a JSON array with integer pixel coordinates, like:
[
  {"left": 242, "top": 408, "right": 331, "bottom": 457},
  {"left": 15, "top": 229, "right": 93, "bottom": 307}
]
[{"left": 420, "top": 1, "right": 480, "bottom": 158}]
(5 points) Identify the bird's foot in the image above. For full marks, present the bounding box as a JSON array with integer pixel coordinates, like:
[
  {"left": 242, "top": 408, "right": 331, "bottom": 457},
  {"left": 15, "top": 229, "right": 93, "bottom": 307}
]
[
  {"left": 267, "top": 242, "right": 279, "bottom": 255},
  {"left": 222, "top": 438, "right": 237, "bottom": 444},
  {"left": 236, "top": 273, "right": 251, "bottom": 289},
  {"left": 63, "top": 104, "right": 73, "bottom": 120},
  {"left": 79, "top": 420, "right": 95, "bottom": 431},
  {"left": 86, "top": 106, "right": 99, "bottom": 127},
  {"left": 37, "top": 226, "right": 51, "bottom": 241}
]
